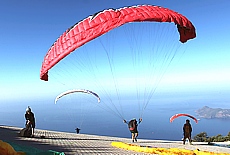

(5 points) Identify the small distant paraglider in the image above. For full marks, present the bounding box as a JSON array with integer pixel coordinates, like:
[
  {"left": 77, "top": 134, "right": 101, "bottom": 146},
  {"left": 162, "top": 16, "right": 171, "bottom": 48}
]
[
  {"left": 170, "top": 113, "right": 198, "bottom": 124},
  {"left": 54, "top": 89, "right": 101, "bottom": 104}
]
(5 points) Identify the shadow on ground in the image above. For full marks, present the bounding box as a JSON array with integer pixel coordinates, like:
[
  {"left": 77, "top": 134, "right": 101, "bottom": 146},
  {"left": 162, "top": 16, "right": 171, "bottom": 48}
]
[{"left": 0, "top": 126, "right": 70, "bottom": 154}]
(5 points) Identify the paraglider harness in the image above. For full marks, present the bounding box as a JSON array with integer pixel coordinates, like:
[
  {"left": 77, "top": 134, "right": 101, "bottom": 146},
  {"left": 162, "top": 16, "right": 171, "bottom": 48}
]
[{"left": 128, "top": 120, "right": 136, "bottom": 131}]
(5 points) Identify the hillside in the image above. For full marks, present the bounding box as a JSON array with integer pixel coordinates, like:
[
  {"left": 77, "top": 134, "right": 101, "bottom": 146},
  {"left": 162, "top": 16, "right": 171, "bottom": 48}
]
[{"left": 196, "top": 106, "right": 230, "bottom": 119}]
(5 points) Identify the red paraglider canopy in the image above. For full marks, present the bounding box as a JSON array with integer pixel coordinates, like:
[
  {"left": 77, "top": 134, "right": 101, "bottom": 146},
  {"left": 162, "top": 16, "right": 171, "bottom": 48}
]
[
  {"left": 40, "top": 5, "right": 196, "bottom": 81},
  {"left": 170, "top": 113, "right": 198, "bottom": 123}
]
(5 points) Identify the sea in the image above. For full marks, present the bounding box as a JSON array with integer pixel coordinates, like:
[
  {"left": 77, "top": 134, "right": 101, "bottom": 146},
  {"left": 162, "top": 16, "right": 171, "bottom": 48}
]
[{"left": 1, "top": 92, "right": 230, "bottom": 141}]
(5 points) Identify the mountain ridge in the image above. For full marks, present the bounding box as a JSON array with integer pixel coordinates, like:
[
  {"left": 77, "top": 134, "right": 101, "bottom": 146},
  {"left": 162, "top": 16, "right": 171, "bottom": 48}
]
[{"left": 196, "top": 106, "right": 230, "bottom": 119}]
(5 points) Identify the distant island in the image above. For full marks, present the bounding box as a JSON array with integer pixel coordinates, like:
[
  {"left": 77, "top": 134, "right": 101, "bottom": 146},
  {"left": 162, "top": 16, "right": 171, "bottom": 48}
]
[{"left": 196, "top": 106, "right": 230, "bottom": 119}]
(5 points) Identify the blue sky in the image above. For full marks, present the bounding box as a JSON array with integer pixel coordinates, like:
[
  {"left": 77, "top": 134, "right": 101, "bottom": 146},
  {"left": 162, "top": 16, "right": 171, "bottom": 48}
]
[{"left": 1, "top": 0, "right": 230, "bottom": 106}]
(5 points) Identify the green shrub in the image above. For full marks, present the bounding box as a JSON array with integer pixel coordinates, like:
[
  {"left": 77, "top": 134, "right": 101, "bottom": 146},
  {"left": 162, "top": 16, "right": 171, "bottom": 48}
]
[{"left": 193, "top": 132, "right": 230, "bottom": 142}]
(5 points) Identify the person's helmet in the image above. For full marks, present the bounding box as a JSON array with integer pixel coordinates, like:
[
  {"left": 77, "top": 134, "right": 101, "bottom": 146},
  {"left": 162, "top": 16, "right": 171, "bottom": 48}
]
[{"left": 26, "top": 106, "right": 31, "bottom": 112}]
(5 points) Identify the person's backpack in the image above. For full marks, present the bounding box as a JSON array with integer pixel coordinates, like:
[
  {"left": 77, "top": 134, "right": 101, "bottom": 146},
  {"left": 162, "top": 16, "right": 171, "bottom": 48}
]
[
  {"left": 128, "top": 120, "right": 135, "bottom": 131},
  {"left": 19, "top": 125, "right": 32, "bottom": 137}
]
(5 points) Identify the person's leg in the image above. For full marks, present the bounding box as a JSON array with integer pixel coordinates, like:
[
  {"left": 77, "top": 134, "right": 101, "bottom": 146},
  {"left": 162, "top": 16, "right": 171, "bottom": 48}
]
[
  {"left": 183, "top": 138, "right": 186, "bottom": 144},
  {"left": 134, "top": 132, "right": 138, "bottom": 142},
  {"left": 183, "top": 134, "right": 187, "bottom": 144},
  {"left": 131, "top": 133, "right": 135, "bottom": 142},
  {"left": 32, "top": 128, "right": 34, "bottom": 137},
  {"left": 188, "top": 134, "right": 192, "bottom": 144},
  {"left": 31, "top": 123, "right": 35, "bottom": 137}
]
